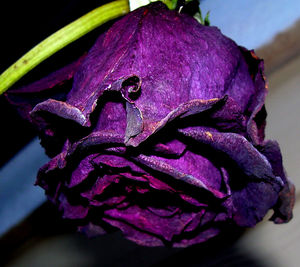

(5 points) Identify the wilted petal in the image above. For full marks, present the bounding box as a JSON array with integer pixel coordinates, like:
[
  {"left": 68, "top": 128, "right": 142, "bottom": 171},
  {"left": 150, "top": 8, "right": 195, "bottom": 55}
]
[
  {"left": 104, "top": 205, "right": 199, "bottom": 242},
  {"left": 6, "top": 2, "right": 293, "bottom": 247},
  {"left": 179, "top": 128, "right": 282, "bottom": 184},
  {"left": 5, "top": 56, "right": 85, "bottom": 122},
  {"left": 229, "top": 180, "right": 281, "bottom": 227},
  {"left": 260, "top": 140, "right": 295, "bottom": 223},
  {"left": 59, "top": 195, "right": 89, "bottom": 219},
  {"left": 133, "top": 154, "right": 226, "bottom": 198}
]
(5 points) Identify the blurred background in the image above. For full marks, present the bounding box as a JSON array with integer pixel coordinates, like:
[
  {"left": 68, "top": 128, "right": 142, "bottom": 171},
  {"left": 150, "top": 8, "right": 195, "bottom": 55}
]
[{"left": 0, "top": 0, "right": 299, "bottom": 266}]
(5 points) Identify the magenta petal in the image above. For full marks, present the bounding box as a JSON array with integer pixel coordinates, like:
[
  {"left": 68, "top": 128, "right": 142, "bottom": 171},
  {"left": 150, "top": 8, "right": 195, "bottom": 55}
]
[{"left": 104, "top": 205, "right": 197, "bottom": 242}]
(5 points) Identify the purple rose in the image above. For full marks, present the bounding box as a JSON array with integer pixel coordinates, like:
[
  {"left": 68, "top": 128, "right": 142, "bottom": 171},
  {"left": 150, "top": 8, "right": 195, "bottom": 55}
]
[{"left": 6, "top": 2, "right": 294, "bottom": 247}]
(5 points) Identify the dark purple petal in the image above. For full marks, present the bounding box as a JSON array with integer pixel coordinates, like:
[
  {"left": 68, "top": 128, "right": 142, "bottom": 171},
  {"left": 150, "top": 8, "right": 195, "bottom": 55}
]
[
  {"left": 260, "top": 140, "right": 295, "bottom": 223},
  {"left": 6, "top": 56, "right": 85, "bottom": 123},
  {"left": 31, "top": 99, "right": 87, "bottom": 126},
  {"left": 127, "top": 97, "right": 223, "bottom": 146},
  {"left": 271, "top": 181, "right": 295, "bottom": 224},
  {"left": 103, "top": 216, "right": 165, "bottom": 247},
  {"left": 209, "top": 96, "right": 246, "bottom": 133},
  {"left": 174, "top": 228, "right": 220, "bottom": 248},
  {"left": 179, "top": 128, "right": 282, "bottom": 184},
  {"left": 6, "top": 2, "right": 293, "bottom": 247},
  {"left": 104, "top": 205, "right": 199, "bottom": 242},
  {"left": 59, "top": 194, "right": 89, "bottom": 219},
  {"left": 153, "top": 139, "right": 186, "bottom": 157},
  {"left": 229, "top": 181, "right": 281, "bottom": 227},
  {"left": 63, "top": 3, "right": 256, "bottom": 144},
  {"left": 133, "top": 154, "right": 226, "bottom": 198},
  {"left": 67, "top": 154, "right": 97, "bottom": 188},
  {"left": 239, "top": 48, "right": 268, "bottom": 145}
]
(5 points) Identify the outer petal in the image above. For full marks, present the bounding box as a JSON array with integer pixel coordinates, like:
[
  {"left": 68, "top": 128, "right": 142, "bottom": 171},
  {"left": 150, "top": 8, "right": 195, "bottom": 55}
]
[
  {"left": 133, "top": 154, "right": 226, "bottom": 198},
  {"left": 5, "top": 56, "right": 85, "bottom": 123},
  {"left": 260, "top": 140, "right": 295, "bottom": 223},
  {"left": 229, "top": 180, "right": 281, "bottom": 227},
  {"left": 63, "top": 3, "right": 255, "bottom": 145},
  {"left": 127, "top": 97, "right": 223, "bottom": 146},
  {"left": 178, "top": 128, "right": 285, "bottom": 226},
  {"left": 8, "top": 2, "right": 293, "bottom": 248},
  {"left": 240, "top": 48, "right": 268, "bottom": 145},
  {"left": 103, "top": 205, "right": 200, "bottom": 243},
  {"left": 179, "top": 128, "right": 282, "bottom": 184}
]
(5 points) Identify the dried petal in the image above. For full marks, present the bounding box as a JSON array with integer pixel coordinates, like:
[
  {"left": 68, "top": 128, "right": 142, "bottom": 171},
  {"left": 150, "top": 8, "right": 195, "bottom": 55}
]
[{"left": 7, "top": 2, "right": 294, "bottom": 247}]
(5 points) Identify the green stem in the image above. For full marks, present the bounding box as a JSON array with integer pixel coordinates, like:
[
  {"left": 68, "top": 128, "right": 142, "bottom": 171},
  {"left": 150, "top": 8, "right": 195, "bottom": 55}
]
[{"left": 0, "top": 0, "right": 129, "bottom": 95}]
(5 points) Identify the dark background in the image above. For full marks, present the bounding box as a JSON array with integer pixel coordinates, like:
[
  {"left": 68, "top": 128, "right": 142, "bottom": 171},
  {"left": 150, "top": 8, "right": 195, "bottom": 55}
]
[{"left": 0, "top": 0, "right": 115, "bottom": 167}]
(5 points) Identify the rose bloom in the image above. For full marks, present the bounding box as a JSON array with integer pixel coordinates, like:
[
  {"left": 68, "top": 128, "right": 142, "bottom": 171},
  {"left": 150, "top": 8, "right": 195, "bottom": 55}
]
[{"left": 7, "top": 2, "right": 294, "bottom": 247}]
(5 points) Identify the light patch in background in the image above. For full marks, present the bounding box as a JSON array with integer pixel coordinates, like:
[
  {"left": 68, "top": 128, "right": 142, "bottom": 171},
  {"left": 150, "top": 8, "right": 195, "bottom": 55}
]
[
  {"left": 129, "top": 0, "right": 151, "bottom": 11},
  {"left": 201, "top": 0, "right": 300, "bottom": 49},
  {"left": 0, "top": 139, "right": 48, "bottom": 235}
]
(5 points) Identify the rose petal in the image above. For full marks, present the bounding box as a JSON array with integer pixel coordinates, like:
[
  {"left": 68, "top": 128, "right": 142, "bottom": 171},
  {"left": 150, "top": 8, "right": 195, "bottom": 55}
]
[
  {"left": 59, "top": 195, "right": 89, "bottom": 219},
  {"left": 104, "top": 205, "right": 199, "bottom": 242},
  {"left": 229, "top": 180, "right": 281, "bottom": 227},
  {"left": 260, "top": 140, "right": 295, "bottom": 223},
  {"left": 133, "top": 154, "right": 226, "bottom": 198},
  {"left": 5, "top": 56, "right": 85, "bottom": 122},
  {"left": 179, "top": 128, "right": 282, "bottom": 184}
]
